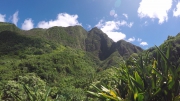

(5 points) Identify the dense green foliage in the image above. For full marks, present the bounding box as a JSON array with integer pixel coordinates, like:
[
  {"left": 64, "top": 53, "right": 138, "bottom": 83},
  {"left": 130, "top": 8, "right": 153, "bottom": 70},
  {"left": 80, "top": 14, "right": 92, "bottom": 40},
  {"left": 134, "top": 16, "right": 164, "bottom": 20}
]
[
  {"left": 0, "top": 22, "right": 20, "bottom": 32},
  {"left": 0, "top": 44, "right": 98, "bottom": 100},
  {"left": 146, "top": 33, "right": 180, "bottom": 68},
  {"left": 1, "top": 22, "right": 178, "bottom": 100},
  {"left": 88, "top": 45, "right": 180, "bottom": 101}
]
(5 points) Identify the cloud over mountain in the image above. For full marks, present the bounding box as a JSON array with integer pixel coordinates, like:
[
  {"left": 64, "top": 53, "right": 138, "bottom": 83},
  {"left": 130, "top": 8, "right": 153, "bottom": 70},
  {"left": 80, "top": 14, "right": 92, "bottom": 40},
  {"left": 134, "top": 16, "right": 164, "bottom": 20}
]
[
  {"left": 12, "top": 11, "right": 19, "bottom": 26},
  {"left": 95, "top": 20, "right": 134, "bottom": 42},
  {"left": 21, "top": 18, "right": 34, "bottom": 30},
  {"left": 140, "top": 41, "right": 148, "bottom": 46},
  {"left": 37, "top": 13, "right": 81, "bottom": 28},
  {"left": 0, "top": 14, "right": 6, "bottom": 22},
  {"left": 96, "top": 20, "right": 131, "bottom": 42}
]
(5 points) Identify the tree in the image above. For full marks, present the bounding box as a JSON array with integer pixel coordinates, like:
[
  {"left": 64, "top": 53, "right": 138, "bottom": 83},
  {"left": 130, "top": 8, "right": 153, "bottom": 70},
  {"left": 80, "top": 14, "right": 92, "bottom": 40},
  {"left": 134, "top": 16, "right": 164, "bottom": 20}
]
[{"left": 1, "top": 73, "right": 47, "bottom": 100}]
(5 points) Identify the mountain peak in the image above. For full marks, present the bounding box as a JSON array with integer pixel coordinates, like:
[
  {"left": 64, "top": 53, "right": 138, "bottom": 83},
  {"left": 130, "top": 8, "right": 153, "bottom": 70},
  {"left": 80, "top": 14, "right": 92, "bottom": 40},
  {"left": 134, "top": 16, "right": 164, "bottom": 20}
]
[
  {"left": 0, "top": 22, "right": 20, "bottom": 32},
  {"left": 0, "top": 22, "right": 15, "bottom": 25},
  {"left": 89, "top": 27, "right": 101, "bottom": 32},
  {"left": 0, "top": 22, "right": 143, "bottom": 61}
]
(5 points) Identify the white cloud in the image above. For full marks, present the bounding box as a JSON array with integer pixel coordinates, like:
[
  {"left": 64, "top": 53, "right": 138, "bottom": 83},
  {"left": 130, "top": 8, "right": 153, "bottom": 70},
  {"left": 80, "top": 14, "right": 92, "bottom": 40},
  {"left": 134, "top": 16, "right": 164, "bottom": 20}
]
[
  {"left": 128, "top": 22, "right": 134, "bottom": 28},
  {"left": 137, "top": 38, "right": 142, "bottom": 42},
  {"left": 140, "top": 41, "right": 148, "bottom": 46},
  {"left": 96, "top": 19, "right": 104, "bottom": 28},
  {"left": 95, "top": 20, "right": 128, "bottom": 42},
  {"left": 173, "top": 2, "right": 180, "bottom": 17},
  {"left": 99, "top": 21, "right": 120, "bottom": 32},
  {"left": 87, "top": 24, "right": 92, "bottom": 29},
  {"left": 120, "top": 20, "right": 127, "bottom": 26},
  {"left": 137, "top": 38, "right": 148, "bottom": 46},
  {"left": 118, "top": 20, "right": 133, "bottom": 28},
  {"left": 0, "top": 14, "right": 6, "bottom": 22},
  {"left": 138, "top": 0, "right": 172, "bottom": 24},
  {"left": 21, "top": 18, "right": 34, "bottom": 30},
  {"left": 127, "top": 37, "right": 135, "bottom": 42},
  {"left": 123, "top": 13, "right": 128, "bottom": 19},
  {"left": 106, "top": 31, "right": 126, "bottom": 42},
  {"left": 37, "top": 13, "right": 81, "bottom": 28},
  {"left": 12, "top": 11, "right": 19, "bottom": 25}
]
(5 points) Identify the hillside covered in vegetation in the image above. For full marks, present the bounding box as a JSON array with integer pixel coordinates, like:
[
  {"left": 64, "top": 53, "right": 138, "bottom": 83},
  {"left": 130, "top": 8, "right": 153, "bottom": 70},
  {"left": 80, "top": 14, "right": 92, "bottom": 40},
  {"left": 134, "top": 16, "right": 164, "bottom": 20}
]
[{"left": 0, "top": 22, "right": 179, "bottom": 101}]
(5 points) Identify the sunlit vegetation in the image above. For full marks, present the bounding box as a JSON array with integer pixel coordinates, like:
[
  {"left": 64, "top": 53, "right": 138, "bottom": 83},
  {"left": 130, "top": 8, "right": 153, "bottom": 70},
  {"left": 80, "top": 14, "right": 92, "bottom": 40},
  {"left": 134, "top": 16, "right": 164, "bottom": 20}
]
[
  {"left": 0, "top": 44, "right": 97, "bottom": 100},
  {"left": 88, "top": 45, "right": 180, "bottom": 101},
  {"left": 0, "top": 22, "right": 179, "bottom": 100}
]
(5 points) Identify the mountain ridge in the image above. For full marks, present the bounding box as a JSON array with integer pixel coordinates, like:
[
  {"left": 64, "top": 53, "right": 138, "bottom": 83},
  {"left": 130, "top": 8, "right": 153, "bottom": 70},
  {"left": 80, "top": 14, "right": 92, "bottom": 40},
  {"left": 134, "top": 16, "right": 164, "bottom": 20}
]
[{"left": 0, "top": 22, "right": 143, "bottom": 61}]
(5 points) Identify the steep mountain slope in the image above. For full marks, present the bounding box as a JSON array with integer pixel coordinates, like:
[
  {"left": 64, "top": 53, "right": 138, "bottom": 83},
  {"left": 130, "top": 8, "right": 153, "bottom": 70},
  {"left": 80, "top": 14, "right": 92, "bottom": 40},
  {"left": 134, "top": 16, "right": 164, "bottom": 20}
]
[
  {"left": 0, "top": 31, "right": 56, "bottom": 55},
  {"left": 110, "top": 40, "right": 143, "bottom": 59},
  {"left": 0, "top": 22, "right": 20, "bottom": 32},
  {"left": 85, "top": 27, "right": 113, "bottom": 60},
  {"left": 0, "top": 22, "right": 143, "bottom": 61},
  {"left": 21, "top": 26, "right": 88, "bottom": 50},
  {"left": 85, "top": 27, "right": 143, "bottom": 60}
]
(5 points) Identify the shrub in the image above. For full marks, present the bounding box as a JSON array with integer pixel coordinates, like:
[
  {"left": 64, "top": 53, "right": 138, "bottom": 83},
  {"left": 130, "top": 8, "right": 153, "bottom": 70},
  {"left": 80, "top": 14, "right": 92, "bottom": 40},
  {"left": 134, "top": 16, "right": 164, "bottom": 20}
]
[{"left": 88, "top": 45, "right": 180, "bottom": 101}]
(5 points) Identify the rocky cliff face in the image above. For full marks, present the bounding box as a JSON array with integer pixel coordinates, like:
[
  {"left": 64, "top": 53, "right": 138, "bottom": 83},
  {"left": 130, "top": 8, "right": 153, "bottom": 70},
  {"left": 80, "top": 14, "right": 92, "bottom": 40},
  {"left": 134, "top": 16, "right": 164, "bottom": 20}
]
[{"left": 85, "top": 27, "right": 143, "bottom": 60}]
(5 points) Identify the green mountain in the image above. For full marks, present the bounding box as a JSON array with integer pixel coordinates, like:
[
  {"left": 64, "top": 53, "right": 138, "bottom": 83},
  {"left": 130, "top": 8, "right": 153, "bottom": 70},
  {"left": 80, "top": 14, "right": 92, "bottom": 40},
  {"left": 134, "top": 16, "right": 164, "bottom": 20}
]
[
  {"left": 22, "top": 26, "right": 88, "bottom": 50},
  {"left": 0, "top": 22, "right": 143, "bottom": 100},
  {"left": 0, "top": 22, "right": 20, "bottom": 32},
  {"left": 145, "top": 33, "right": 180, "bottom": 67},
  {"left": 110, "top": 40, "right": 143, "bottom": 59},
  {"left": 0, "top": 22, "right": 143, "bottom": 61},
  {"left": 85, "top": 27, "right": 113, "bottom": 60},
  {"left": 86, "top": 32, "right": 180, "bottom": 101},
  {"left": 0, "top": 22, "right": 180, "bottom": 100},
  {"left": 85, "top": 27, "right": 143, "bottom": 60}
]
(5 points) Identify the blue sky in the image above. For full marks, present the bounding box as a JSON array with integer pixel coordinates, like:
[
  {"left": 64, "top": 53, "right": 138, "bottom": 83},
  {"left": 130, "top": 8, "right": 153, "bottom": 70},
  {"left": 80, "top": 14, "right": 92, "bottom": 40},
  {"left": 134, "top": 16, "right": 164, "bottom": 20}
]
[{"left": 0, "top": 0, "right": 180, "bottom": 49}]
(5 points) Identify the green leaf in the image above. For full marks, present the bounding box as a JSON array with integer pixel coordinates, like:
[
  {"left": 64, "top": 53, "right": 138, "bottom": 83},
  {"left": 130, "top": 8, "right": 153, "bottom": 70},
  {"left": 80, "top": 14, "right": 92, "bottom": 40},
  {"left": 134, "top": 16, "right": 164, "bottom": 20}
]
[
  {"left": 11, "top": 92, "right": 22, "bottom": 101},
  {"left": 139, "top": 55, "right": 144, "bottom": 69},
  {"left": 128, "top": 74, "right": 135, "bottom": 93},
  {"left": 151, "top": 68, "right": 163, "bottom": 79},
  {"left": 167, "top": 75, "right": 175, "bottom": 90},
  {"left": 91, "top": 84, "right": 102, "bottom": 92},
  {"left": 152, "top": 60, "right": 157, "bottom": 74},
  {"left": 99, "top": 92, "right": 120, "bottom": 101},
  {"left": 44, "top": 87, "right": 51, "bottom": 101},
  {"left": 134, "top": 71, "right": 144, "bottom": 91},
  {"left": 134, "top": 93, "right": 138, "bottom": 101},
  {"left": 144, "top": 51, "right": 149, "bottom": 66},
  {"left": 86, "top": 91, "right": 101, "bottom": 98},
  {"left": 153, "top": 87, "right": 161, "bottom": 96},
  {"left": 165, "top": 43, "right": 170, "bottom": 59},
  {"left": 134, "top": 93, "right": 144, "bottom": 101},
  {"left": 23, "top": 85, "right": 34, "bottom": 101},
  {"left": 155, "top": 45, "right": 170, "bottom": 76}
]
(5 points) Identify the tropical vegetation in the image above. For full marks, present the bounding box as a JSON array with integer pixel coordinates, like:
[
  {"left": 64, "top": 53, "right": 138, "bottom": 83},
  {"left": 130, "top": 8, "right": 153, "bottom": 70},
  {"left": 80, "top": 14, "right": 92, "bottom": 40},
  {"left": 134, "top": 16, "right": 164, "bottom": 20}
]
[{"left": 0, "top": 22, "right": 179, "bottom": 101}]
